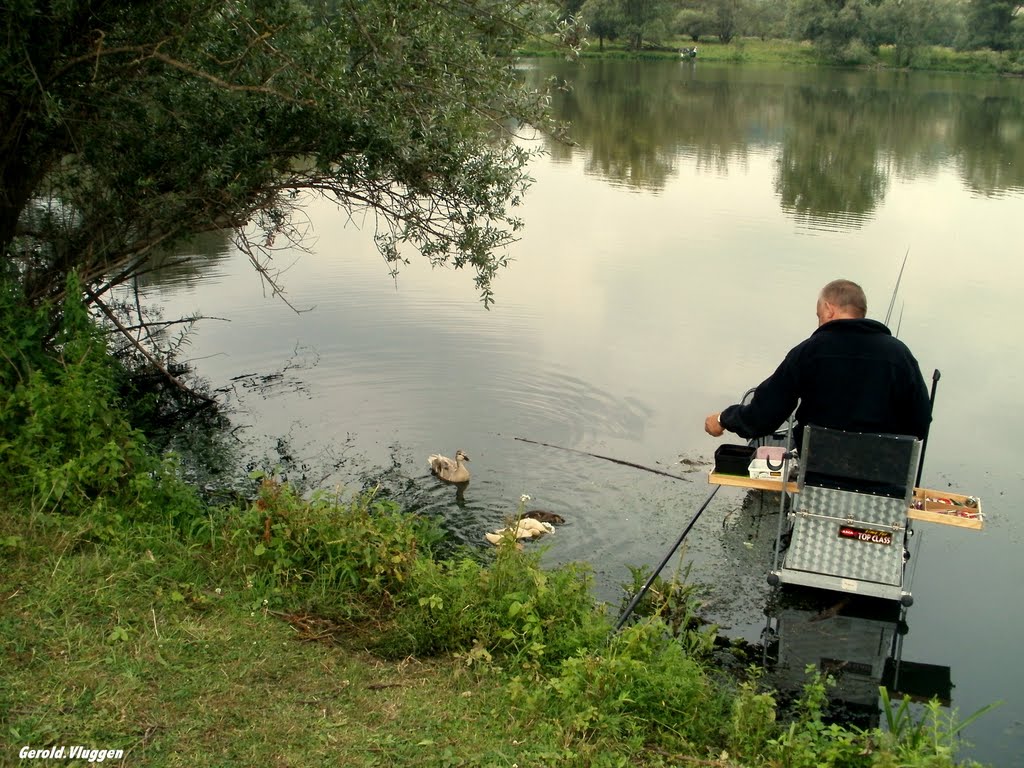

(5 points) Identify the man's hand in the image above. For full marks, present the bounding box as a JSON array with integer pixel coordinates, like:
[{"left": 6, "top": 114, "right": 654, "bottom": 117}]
[{"left": 705, "top": 412, "right": 725, "bottom": 437}]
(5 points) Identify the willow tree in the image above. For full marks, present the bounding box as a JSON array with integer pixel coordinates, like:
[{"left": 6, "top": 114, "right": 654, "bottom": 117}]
[
  {"left": 966, "top": 0, "right": 1023, "bottom": 50},
  {"left": 1, "top": 0, "right": 566, "bottom": 325},
  {"left": 620, "top": 0, "right": 676, "bottom": 50},
  {"left": 787, "top": 0, "right": 875, "bottom": 61}
]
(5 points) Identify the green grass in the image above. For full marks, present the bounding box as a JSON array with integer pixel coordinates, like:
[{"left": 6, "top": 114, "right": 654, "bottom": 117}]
[
  {"left": 0, "top": 510, "right": 545, "bottom": 767},
  {"left": 0, "top": 504, "right": 740, "bottom": 768}
]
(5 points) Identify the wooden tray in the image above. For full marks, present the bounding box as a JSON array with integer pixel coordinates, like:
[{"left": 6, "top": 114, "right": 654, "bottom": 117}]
[
  {"left": 708, "top": 474, "right": 984, "bottom": 531},
  {"left": 708, "top": 471, "right": 797, "bottom": 493},
  {"left": 908, "top": 487, "right": 983, "bottom": 530}
]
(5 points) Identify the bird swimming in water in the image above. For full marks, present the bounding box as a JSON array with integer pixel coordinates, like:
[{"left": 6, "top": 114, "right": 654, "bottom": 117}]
[
  {"left": 428, "top": 450, "right": 470, "bottom": 483},
  {"left": 485, "top": 517, "right": 555, "bottom": 545}
]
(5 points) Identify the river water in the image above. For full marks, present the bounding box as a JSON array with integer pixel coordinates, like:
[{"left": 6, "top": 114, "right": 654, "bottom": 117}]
[{"left": 144, "top": 60, "right": 1024, "bottom": 765}]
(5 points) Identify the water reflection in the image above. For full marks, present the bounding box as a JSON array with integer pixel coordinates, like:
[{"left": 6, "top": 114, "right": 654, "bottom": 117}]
[
  {"left": 134, "top": 230, "right": 235, "bottom": 289},
  {"left": 775, "top": 85, "right": 889, "bottom": 228},
  {"left": 540, "top": 59, "right": 759, "bottom": 191},
  {"left": 760, "top": 586, "right": 952, "bottom": 729},
  {"left": 955, "top": 94, "right": 1024, "bottom": 196},
  {"left": 527, "top": 60, "right": 1024, "bottom": 223}
]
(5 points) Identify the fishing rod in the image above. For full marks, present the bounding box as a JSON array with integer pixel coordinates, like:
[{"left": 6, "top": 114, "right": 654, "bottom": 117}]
[
  {"left": 513, "top": 437, "right": 692, "bottom": 483},
  {"left": 885, "top": 248, "right": 910, "bottom": 328},
  {"left": 613, "top": 414, "right": 796, "bottom": 634},
  {"left": 915, "top": 369, "right": 941, "bottom": 489},
  {"left": 881, "top": 252, "right": 937, "bottom": 486},
  {"left": 613, "top": 483, "right": 721, "bottom": 632}
]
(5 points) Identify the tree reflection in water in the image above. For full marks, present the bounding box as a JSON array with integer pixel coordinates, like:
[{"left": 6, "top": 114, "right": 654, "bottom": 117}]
[{"left": 524, "top": 60, "right": 1024, "bottom": 224}]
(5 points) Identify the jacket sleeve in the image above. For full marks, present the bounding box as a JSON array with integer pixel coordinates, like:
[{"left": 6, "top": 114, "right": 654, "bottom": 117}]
[{"left": 720, "top": 347, "right": 801, "bottom": 439}]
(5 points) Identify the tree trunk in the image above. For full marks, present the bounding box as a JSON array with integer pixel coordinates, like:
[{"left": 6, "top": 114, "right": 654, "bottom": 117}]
[{"left": 0, "top": 147, "right": 48, "bottom": 257}]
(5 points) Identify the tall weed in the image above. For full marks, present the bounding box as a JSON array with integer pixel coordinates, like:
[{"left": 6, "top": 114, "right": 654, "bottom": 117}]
[
  {"left": 380, "top": 541, "right": 609, "bottom": 666},
  {"left": 728, "top": 669, "right": 779, "bottom": 760},
  {"left": 511, "top": 619, "right": 729, "bottom": 752},
  {"left": 231, "top": 477, "right": 442, "bottom": 615},
  {"left": 876, "top": 687, "right": 998, "bottom": 766},
  {"left": 762, "top": 667, "right": 992, "bottom": 767},
  {"left": 0, "top": 276, "right": 200, "bottom": 527}
]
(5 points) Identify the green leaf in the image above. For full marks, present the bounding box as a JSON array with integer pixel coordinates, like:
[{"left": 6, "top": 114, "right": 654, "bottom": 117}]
[{"left": 107, "top": 625, "right": 129, "bottom": 643}]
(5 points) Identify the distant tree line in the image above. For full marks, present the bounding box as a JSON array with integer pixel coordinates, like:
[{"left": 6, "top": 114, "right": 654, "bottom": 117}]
[{"left": 553, "top": 0, "right": 1023, "bottom": 62}]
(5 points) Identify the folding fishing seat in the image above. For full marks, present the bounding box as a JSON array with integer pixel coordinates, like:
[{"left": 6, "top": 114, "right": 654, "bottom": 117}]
[{"left": 769, "top": 426, "right": 921, "bottom": 605}]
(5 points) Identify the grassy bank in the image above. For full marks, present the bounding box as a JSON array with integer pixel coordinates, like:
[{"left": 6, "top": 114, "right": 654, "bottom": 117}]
[
  {"left": 0, "top": 509, "right": 527, "bottom": 766},
  {"left": 1, "top": 488, "right": 994, "bottom": 767},
  {"left": 518, "top": 35, "right": 1024, "bottom": 76}
]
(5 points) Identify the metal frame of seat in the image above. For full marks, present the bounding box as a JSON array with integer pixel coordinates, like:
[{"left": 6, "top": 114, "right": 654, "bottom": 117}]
[{"left": 769, "top": 426, "right": 921, "bottom": 605}]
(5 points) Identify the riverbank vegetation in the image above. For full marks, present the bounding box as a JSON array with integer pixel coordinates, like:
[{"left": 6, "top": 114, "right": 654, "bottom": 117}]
[
  {"left": 0, "top": 293, "right": 995, "bottom": 765},
  {"left": 524, "top": 34, "right": 1024, "bottom": 75}
]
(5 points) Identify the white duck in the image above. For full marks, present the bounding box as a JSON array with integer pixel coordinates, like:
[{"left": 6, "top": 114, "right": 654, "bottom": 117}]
[
  {"left": 485, "top": 517, "right": 555, "bottom": 546},
  {"left": 428, "top": 450, "right": 470, "bottom": 483}
]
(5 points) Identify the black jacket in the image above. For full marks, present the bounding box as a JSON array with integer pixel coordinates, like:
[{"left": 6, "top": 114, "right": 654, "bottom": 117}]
[{"left": 719, "top": 318, "right": 932, "bottom": 446}]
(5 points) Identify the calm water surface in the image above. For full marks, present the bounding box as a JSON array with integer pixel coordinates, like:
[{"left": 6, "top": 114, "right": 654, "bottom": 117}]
[{"left": 146, "top": 61, "right": 1024, "bottom": 765}]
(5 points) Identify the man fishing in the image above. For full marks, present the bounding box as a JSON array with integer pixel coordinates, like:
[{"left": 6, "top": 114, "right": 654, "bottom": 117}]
[{"left": 704, "top": 279, "right": 931, "bottom": 448}]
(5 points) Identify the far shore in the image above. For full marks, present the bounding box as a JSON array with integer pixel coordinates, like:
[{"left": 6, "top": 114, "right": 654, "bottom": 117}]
[{"left": 518, "top": 36, "right": 1024, "bottom": 78}]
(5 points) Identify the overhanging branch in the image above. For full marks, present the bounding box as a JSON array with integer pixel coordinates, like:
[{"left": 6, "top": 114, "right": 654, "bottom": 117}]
[{"left": 83, "top": 285, "right": 217, "bottom": 405}]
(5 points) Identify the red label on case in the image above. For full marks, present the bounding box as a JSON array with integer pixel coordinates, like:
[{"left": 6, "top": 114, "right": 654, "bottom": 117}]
[{"left": 838, "top": 526, "right": 892, "bottom": 546}]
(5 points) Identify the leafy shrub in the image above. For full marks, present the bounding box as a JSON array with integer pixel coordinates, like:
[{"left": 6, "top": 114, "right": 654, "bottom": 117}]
[
  {"left": 968, "top": 48, "right": 1005, "bottom": 73},
  {"left": 232, "top": 478, "right": 442, "bottom": 612},
  {"left": 617, "top": 564, "right": 718, "bottom": 659},
  {"left": 908, "top": 47, "right": 935, "bottom": 70},
  {"left": 379, "top": 541, "right": 609, "bottom": 666},
  {"left": 766, "top": 667, "right": 867, "bottom": 766},
  {"left": 0, "top": 276, "right": 200, "bottom": 527},
  {"left": 839, "top": 38, "right": 876, "bottom": 66},
  {"left": 923, "top": 46, "right": 1021, "bottom": 74},
  {"left": 510, "top": 619, "right": 730, "bottom": 752}
]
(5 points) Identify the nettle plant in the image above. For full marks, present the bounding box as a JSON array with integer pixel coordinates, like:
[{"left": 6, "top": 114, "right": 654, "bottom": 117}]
[
  {"left": 235, "top": 476, "right": 439, "bottom": 610},
  {"left": 0, "top": 276, "right": 200, "bottom": 527},
  {"left": 378, "top": 539, "right": 609, "bottom": 667}
]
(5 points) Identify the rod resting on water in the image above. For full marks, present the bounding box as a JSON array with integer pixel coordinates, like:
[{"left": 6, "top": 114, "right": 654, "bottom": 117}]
[{"left": 513, "top": 437, "right": 692, "bottom": 483}]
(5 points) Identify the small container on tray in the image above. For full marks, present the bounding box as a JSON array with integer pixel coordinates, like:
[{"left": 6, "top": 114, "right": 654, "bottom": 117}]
[{"left": 714, "top": 444, "right": 755, "bottom": 476}]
